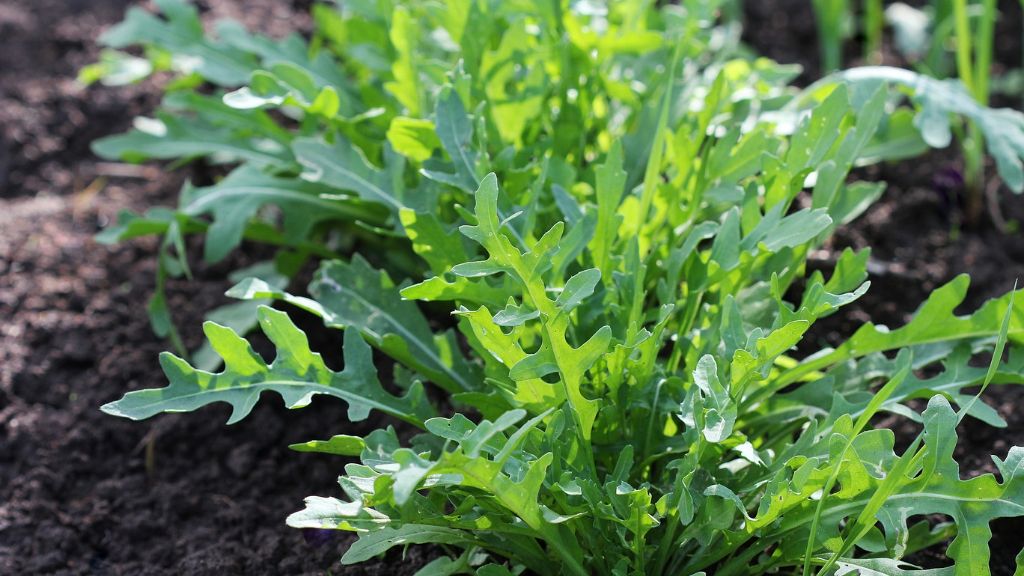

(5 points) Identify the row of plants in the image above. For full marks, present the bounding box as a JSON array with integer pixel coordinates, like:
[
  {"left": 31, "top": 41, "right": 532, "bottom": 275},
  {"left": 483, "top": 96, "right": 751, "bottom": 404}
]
[{"left": 88, "top": 0, "right": 1024, "bottom": 574}]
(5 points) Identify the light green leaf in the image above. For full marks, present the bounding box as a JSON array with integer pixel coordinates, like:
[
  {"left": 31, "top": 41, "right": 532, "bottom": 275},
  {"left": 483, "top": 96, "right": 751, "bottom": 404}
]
[
  {"left": 384, "top": 6, "right": 421, "bottom": 115},
  {"left": 692, "top": 355, "right": 736, "bottom": 442},
  {"left": 100, "top": 0, "right": 255, "bottom": 85},
  {"left": 835, "top": 557, "right": 952, "bottom": 575},
  {"left": 388, "top": 117, "right": 441, "bottom": 162},
  {"left": 286, "top": 496, "right": 388, "bottom": 532},
  {"left": 289, "top": 434, "right": 366, "bottom": 456},
  {"left": 101, "top": 306, "right": 434, "bottom": 426},
  {"left": 399, "top": 208, "right": 469, "bottom": 274},
  {"left": 589, "top": 141, "right": 627, "bottom": 280},
  {"left": 78, "top": 49, "right": 152, "bottom": 86}
]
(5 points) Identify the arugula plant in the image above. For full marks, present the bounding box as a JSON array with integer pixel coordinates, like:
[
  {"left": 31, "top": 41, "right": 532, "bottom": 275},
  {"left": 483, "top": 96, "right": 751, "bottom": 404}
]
[
  {"left": 86, "top": 0, "right": 741, "bottom": 363},
  {"left": 87, "top": 0, "right": 1024, "bottom": 362},
  {"left": 95, "top": 0, "right": 1024, "bottom": 574}
]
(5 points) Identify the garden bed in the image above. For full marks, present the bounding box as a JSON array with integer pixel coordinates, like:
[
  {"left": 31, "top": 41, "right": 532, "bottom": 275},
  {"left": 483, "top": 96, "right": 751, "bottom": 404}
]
[{"left": 1, "top": 1, "right": 1022, "bottom": 574}]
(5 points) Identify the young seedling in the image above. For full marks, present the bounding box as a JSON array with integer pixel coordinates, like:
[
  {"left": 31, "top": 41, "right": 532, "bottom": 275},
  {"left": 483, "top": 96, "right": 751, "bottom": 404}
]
[{"left": 953, "top": 0, "right": 998, "bottom": 224}]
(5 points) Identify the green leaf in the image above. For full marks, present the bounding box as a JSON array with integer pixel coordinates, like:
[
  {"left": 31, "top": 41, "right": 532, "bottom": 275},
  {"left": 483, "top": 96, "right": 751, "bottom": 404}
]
[
  {"left": 877, "top": 396, "right": 1024, "bottom": 575},
  {"left": 780, "top": 275, "right": 1024, "bottom": 387},
  {"left": 191, "top": 261, "right": 288, "bottom": 371},
  {"left": 182, "top": 165, "right": 387, "bottom": 262},
  {"left": 835, "top": 558, "right": 952, "bottom": 575},
  {"left": 307, "top": 256, "right": 478, "bottom": 393},
  {"left": 343, "top": 524, "right": 471, "bottom": 564},
  {"left": 692, "top": 355, "right": 736, "bottom": 443},
  {"left": 399, "top": 208, "right": 469, "bottom": 274},
  {"left": 589, "top": 141, "right": 627, "bottom": 280},
  {"left": 555, "top": 268, "right": 602, "bottom": 313},
  {"left": 224, "top": 66, "right": 345, "bottom": 118},
  {"left": 739, "top": 206, "right": 833, "bottom": 254},
  {"left": 457, "top": 305, "right": 562, "bottom": 412},
  {"left": 215, "top": 20, "right": 353, "bottom": 102},
  {"left": 851, "top": 276, "right": 1024, "bottom": 350},
  {"left": 384, "top": 6, "right": 422, "bottom": 116},
  {"left": 388, "top": 117, "right": 441, "bottom": 162},
  {"left": 92, "top": 114, "right": 291, "bottom": 168},
  {"left": 101, "top": 306, "right": 434, "bottom": 426},
  {"left": 100, "top": 0, "right": 256, "bottom": 85},
  {"left": 286, "top": 496, "right": 387, "bottom": 532},
  {"left": 293, "top": 136, "right": 404, "bottom": 213},
  {"left": 227, "top": 258, "right": 478, "bottom": 394},
  {"left": 471, "top": 176, "right": 611, "bottom": 454},
  {"left": 289, "top": 434, "right": 365, "bottom": 456}
]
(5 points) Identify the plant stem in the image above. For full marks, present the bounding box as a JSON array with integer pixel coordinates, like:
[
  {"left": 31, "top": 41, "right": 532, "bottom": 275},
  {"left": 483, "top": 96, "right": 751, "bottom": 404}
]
[
  {"left": 964, "top": 125, "right": 985, "bottom": 223},
  {"left": 636, "top": 38, "right": 682, "bottom": 248},
  {"left": 864, "top": 0, "right": 883, "bottom": 64},
  {"left": 953, "top": 0, "right": 975, "bottom": 95},
  {"left": 974, "top": 0, "right": 996, "bottom": 107},
  {"left": 954, "top": 0, "right": 997, "bottom": 224},
  {"left": 813, "top": 0, "right": 847, "bottom": 72}
]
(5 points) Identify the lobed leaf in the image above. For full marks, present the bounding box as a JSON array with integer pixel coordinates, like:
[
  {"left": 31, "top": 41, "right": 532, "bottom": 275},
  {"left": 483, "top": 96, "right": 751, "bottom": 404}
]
[{"left": 101, "top": 306, "right": 434, "bottom": 426}]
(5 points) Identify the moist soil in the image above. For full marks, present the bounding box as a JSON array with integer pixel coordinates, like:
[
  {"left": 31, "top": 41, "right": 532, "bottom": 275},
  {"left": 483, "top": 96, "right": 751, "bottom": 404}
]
[
  {"left": 0, "top": 0, "right": 1021, "bottom": 574},
  {"left": 0, "top": 1, "right": 429, "bottom": 574}
]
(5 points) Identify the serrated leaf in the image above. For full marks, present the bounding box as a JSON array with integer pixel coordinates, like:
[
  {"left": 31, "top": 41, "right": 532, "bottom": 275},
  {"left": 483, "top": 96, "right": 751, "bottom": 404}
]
[
  {"left": 431, "top": 88, "right": 478, "bottom": 192},
  {"left": 877, "top": 396, "right": 1024, "bottom": 575},
  {"left": 101, "top": 306, "right": 434, "bottom": 426},
  {"left": 781, "top": 276, "right": 1024, "bottom": 386}
]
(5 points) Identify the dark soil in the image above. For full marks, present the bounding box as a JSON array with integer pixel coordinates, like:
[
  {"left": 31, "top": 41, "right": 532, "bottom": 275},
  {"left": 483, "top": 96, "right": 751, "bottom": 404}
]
[
  {"left": 0, "top": 0, "right": 1021, "bottom": 575},
  {"left": 744, "top": 0, "right": 1023, "bottom": 86},
  {"left": 0, "top": 1, "right": 425, "bottom": 575}
]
